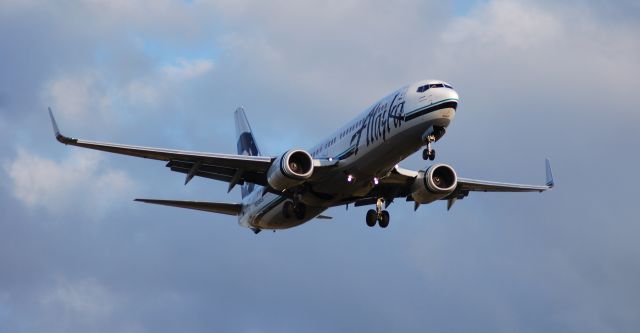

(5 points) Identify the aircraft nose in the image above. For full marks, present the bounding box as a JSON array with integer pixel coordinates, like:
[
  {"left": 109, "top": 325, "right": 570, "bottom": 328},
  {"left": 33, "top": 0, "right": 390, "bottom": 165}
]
[{"left": 433, "top": 87, "right": 459, "bottom": 104}]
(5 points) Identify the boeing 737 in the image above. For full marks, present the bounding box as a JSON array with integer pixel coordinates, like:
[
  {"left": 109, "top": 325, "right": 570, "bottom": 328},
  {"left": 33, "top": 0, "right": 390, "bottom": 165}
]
[{"left": 48, "top": 79, "right": 553, "bottom": 233}]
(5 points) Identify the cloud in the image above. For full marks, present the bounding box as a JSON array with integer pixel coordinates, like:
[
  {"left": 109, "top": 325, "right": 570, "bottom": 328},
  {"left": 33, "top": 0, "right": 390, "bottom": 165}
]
[
  {"left": 4, "top": 149, "right": 136, "bottom": 216},
  {"left": 114, "top": 57, "right": 215, "bottom": 108},
  {"left": 44, "top": 71, "right": 112, "bottom": 121},
  {"left": 162, "top": 58, "right": 214, "bottom": 81},
  {"left": 40, "top": 278, "right": 115, "bottom": 323}
]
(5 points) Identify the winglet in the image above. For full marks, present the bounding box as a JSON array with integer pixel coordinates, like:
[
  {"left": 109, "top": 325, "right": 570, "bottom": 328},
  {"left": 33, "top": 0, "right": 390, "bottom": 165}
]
[
  {"left": 47, "top": 107, "right": 76, "bottom": 145},
  {"left": 545, "top": 158, "right": 554, "bottom": 188}
]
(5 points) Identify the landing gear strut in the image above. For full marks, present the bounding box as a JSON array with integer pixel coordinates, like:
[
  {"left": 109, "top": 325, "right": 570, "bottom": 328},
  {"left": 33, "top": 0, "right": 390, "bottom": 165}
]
[
  {"left": 422, "top": 135, "right": 436, "bottom": 161},
  {"left": 422, "top": 126, "right": 445, "bottom": 161},
  {"left": 283, "top": 200, "right": 306, "bottom": 220},
  {"left": 365, "top": 198, "right": 390, "bottom": 228}
]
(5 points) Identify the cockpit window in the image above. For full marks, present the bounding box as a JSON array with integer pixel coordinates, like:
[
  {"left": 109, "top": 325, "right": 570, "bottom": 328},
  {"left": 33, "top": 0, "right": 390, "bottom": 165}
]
[{"left": 417, "top": 83, "right": 451, "bottom": 93}]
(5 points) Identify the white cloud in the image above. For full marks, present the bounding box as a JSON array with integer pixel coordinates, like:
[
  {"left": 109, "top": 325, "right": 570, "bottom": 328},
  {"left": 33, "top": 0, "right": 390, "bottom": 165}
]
[
  {"left": 162, "top": 58, "right": 214, "bottom": 81},
  {"left": 444, "top": 0, "right": 561, "bottom": 49},
  {"left": 44, "top": 71, "right": 112, "bottom": 121},
  {"left": 41, "top": 278, "right": 115, "bottom": 323},
  {"left": 43, "top": 56, "right": 215, "bottom": 121},
  {"left": 5, "top": 149, "right": 136, "bottom": 216}
]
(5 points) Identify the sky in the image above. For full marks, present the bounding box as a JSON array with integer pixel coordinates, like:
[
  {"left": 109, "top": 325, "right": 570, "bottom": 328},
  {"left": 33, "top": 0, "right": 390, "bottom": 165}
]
[{"left": 1, "top": 0, "right": 639, "bottom": 332}]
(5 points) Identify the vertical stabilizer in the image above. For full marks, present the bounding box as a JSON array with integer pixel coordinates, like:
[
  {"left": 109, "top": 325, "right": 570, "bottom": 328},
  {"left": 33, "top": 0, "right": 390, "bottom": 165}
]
[{"left": 234, "top": 107, "right": 261, "bottom": 198}]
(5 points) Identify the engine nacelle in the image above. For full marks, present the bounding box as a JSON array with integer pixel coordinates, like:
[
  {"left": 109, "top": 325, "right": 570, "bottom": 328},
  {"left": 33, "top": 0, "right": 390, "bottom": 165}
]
[
  {"left": 266, "top": 149, "right": 315, "bottom": 191},
  {"left": 411, "top": 164, "right": 458, "bottom": 204}
]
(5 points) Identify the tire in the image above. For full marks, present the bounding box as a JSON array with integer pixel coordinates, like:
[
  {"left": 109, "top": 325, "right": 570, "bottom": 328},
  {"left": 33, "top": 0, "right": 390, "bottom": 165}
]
[
  {"left": 282, "top": 201, "right": 293, "bottom": 219},
  {"left": 422, "top": 149, "right": 429, "bottom": 160},
  {"left": 366, "top": 209, "right": 377, "bottom": 227},
  {"left": 429, "top": 150, "right": 436, "bottom": 160},
  {"left": 379, "top": 210, "right": 390, "bottom": 228}
]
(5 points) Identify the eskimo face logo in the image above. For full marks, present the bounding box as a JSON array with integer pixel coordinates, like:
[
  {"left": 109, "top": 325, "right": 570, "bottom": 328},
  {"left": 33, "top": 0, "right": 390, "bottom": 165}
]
[
  {"left": 237, "top": 132, "right": 259, "bottom": 157},
  {"left": 350, "top": 91, "right": 406, "bottom": 155}
]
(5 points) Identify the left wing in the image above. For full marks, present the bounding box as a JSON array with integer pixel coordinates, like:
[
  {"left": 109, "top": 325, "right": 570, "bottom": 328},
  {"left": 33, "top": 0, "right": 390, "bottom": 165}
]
[
  {"left": 349, "top": 159, "right": 553, "bottom": 210},
  {"left": 457, "top": 158, "right": 554, "bottom": 193}
]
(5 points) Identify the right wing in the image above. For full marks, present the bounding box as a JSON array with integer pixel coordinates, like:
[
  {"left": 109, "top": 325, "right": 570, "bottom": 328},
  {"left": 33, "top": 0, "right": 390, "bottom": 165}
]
[{"left": 49, "top": 108, "right": 274, "bottom": 189}]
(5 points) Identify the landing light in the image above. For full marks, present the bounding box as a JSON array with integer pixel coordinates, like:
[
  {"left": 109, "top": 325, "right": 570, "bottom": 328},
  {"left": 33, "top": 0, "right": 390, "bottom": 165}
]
[
  {"left": 373, "top": 177, "right": 379, "bottom": 185},
  {"left": 347, "top": 174, "right": 354, "bottom": 183}
]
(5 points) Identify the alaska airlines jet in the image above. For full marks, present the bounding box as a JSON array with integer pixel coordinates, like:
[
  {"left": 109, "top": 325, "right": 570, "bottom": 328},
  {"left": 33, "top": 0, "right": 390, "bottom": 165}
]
[{"left": 48, "top": 79, "right": 553, "bottom": 233}]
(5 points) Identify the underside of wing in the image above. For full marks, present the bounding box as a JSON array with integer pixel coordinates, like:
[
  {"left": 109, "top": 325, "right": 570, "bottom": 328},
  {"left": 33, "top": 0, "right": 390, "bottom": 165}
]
[
  {"left": 134, "top": 199, "right": 242, "bottom": 216},
  {"left": 340, "top": 159, "right": 554, "bottom": 210},
  {"left": 456, "top": 159, "right": 554, "bottom": 193},
  {"left": 456, "top": 178, "right": 550, "bottom": 192}
]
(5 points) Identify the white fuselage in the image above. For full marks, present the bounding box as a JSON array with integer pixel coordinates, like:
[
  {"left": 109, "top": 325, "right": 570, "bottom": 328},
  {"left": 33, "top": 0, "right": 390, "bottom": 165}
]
[{"left": 238, "top": 80, "right": 459, "bottom": 230}]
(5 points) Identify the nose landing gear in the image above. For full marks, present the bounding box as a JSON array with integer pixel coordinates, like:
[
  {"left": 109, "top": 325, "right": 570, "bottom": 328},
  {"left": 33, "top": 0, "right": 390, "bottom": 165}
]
[
  {"left": 365, "top": 198, "right": 390, "bottom": 228},
  {"left": 421, "top": 126, "right": 445, "bottom": 161},
  {"left": 422, "top": 138, "right": 436, "bottom": 161}
]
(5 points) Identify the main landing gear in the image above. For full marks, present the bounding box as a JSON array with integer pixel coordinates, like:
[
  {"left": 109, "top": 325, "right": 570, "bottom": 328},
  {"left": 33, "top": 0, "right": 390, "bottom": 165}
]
[
  {"left": 283, "top": 200, "right": 306, "bottom": 220},
  {"left": 366, "top": 198, "right": 390, "bottom": 228}
]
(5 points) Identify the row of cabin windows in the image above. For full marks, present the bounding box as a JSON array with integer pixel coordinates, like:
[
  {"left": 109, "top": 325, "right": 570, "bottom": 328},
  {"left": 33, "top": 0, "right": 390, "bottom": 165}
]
[
  {"left": 339, "top": 118, "right": 365, "bottom": 139},
  {"left": 313, "top": 117, "right": 369, "bottom": 157},
  {"left": 416, "top": 83, "right": 453, "bottom": 93},
  {"left": 312, "top": 136, "right": 338, "bottom": 156},
  {"left": 325, "top": 137, "right": 336, "bottom": 149}
]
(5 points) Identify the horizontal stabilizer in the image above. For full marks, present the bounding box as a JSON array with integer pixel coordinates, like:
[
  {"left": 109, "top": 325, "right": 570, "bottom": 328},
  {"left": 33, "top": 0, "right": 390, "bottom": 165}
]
[{"left": 134, "top": 199, "right": 242, "bottom": 216}]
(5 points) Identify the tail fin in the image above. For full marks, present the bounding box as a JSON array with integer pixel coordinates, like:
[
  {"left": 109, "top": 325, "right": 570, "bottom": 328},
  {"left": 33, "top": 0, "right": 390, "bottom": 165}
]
[{"left": 234, "top": 107, "right": 261, "bottom": 198}]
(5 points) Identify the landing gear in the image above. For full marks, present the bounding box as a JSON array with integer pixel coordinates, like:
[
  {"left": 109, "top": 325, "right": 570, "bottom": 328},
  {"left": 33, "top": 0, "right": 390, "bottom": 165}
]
[
  {"left": 422, "top": 146, "right": 435, "bottom": 161},
  {"left": 283, "top": 200, "right": 306, "bottom": 220},
  {"left": 421, "top": 126, "right": 445, "bottom": 161},
  {"left": 379, "top": 210, "right": 390, "bottom": 228},
  {"left": 366, "top": 209, "right": 377, "bottom": 227},
  {"left": 365, "top": 198, "right": 391, "bottom": 228}
]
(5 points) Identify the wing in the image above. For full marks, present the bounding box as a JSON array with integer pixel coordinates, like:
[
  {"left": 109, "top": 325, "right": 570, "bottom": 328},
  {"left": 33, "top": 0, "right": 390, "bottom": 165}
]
[
  {"left": 49, "top": 108, "right": 274, "bottom": 190},
  {"left": 135, "top": 199, "right": 242, "bottom": 216},
  {"left": 348, "top": 159, "right": 554, "bottom": 210},
  {"left": 457, "top": 158, "right": 554, "bottom": 193}
]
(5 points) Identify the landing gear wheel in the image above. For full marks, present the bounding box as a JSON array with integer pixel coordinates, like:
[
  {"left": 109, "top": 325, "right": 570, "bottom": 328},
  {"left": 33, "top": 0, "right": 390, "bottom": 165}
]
[
  {"left": 282, "top": 201, "right": 293, "bottom": 219},
  {"left": 366, "top": 209, "right": 377, "bottom": 227},
  {"left": 422, "top": 148, "right": 436, "bottom": 161},
  {"left": 378, "top": 210, "right": 390, "bottom": 228}
]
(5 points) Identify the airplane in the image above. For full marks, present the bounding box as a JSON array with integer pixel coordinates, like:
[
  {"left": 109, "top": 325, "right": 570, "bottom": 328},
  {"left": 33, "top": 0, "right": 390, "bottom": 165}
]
[{"left": 48, "top": 79, "right": 554, "bottom": 234}]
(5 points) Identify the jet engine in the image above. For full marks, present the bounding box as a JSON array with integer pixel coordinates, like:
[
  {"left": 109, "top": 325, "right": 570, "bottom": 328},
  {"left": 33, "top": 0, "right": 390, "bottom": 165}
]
[
  {"left": 411, "top": 164, "right": 458, "bottom": 204},
  {"left": 266, "top": 149, "right": 315, "bottom": 191}
]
